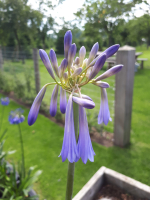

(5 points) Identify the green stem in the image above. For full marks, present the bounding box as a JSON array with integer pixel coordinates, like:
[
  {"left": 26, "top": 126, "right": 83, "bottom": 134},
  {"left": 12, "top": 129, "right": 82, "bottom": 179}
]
[
  {"left": 0, "top": 106, "right": 5, "bottom": 133},
  {"left": 18, "top": 124, "right": 25, "bottom": 178},
  {"left": 65, "top": 102, "right": 79, "bottom": 200}
]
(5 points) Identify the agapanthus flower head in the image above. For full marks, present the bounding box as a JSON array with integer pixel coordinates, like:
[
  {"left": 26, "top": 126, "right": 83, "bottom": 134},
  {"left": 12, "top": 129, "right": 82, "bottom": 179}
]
[
  {"left": 28, "top": 30, "right": 123, "bottom": 163},
  {"left": 9, "top": 108, "right": 25, "bottom": 125},
  {"left": 1, "top": 97, "right": 9, "bottom": 106}
]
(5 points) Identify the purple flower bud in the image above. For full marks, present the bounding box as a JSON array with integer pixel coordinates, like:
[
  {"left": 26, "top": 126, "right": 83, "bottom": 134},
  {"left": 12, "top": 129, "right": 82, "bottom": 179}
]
[
  {"left": 79, "top": 46, "right": 86, "bottom": 66},
  {"left": 60, "top": 87, "right": 67, "bottom": 114},
  {"left": 39, "top": 49, "right": 55, "bottom": 80},
  {"left": 103, "top": 44, "right": 120, "bottom": 59},
  {"left": 73, "top": 93, "right": 92, "bottom": 101},
  {"left": 98, "top": 88, "right": 112, "bottom": 125},
  {"left": 72, "top": 96, "right": 95, "bottom": 109},
  {"left": 87, "top": 42, "right": 99, "bottom": 66},
  {"left": 74, "top": 57, "right": 80, "bottom": 65},
  {"left": 68, "top": 43, "right": 76, "bottom": 69},
  {"left": 88, "top": 54, "right": 106, "bottom": 81},
  {"left": 64, "top": 30, "right": 72, "bottom": 59},
  {"left": 50, "top": 85, "right": 59, "bottom": 117},
  {"left": 95, "top": 64, "right": 123, "bottom": 81},
  {"left": 76, "top": 106, "right": 95, "bottom": 164},
  {"left": 59, "top": 94, "right": 78, "bottom": 163},
  {"left": 88, "top": 44, "right": 120, "bottom": 67},
  {"left": 49, "top": 49, "right": 59, "bottom": 77},
  {"left": 28, "top": 85, "right": 47, "bottom": 126},
  {"left": 93, "top": 81, "right": 109, "bottom": 88},
  {"left": 71, "top": 67, "right": 82, "bottom": 78},
  {"left": 63, "top": 72, "right": 68, "bottom": 82},
  {"left": 59, "top": 58, "right": 68, "bottom": 78}
]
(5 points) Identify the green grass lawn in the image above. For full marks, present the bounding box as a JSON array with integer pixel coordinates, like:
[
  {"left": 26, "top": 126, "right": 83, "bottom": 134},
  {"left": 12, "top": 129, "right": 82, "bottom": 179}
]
[{"left": 0, "top": 61, "right": 150, "bottom": 199}]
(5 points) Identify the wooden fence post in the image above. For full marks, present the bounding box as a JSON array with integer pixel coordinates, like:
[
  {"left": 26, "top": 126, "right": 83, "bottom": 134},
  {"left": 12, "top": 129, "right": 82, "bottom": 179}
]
[
  {"left": 114, "top": 45, "right": 135, "bottom": 147},
  {"left": 0, "top": 46, "right": 3, "bottom": 70},
  {"left": 33, "top": 48, "right": 40, "bottom": 94}
]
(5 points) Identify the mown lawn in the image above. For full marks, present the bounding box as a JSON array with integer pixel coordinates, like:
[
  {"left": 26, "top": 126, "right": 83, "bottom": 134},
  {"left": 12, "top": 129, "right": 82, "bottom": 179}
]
[{"left": 0, "top": 61, "right": 150, "bottom": 199}]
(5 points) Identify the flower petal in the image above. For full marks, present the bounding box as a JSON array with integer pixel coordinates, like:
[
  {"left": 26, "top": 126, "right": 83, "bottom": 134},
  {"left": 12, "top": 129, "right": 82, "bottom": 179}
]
[
  {"left": 64, "top": 30, "right": 72, "bottom": 59},
  {"left": 79, "top": 46, "right": 86, "bottom": 66},
  {"left": 49, "top": 49, "right": 59, "bottom": 77},
  {"left": 60, "top": 87, "right": 67, "bottom": 114},
  {"left": 88, "top": 44, "right": 120, "bottom": 67},
  {"left": 39, "top": 49, "right": 55, "bottom": 80},
  {"left": 77, "top": 106, "right": 95, "bottom": 164},
  {"left": 72, "top": 96, "right": 95, "bottom": 109},
  {"left": 73, "top": 93, "right": 92, "bottom": 101},
  {"left": 88, "top": 54, "right": 106, "bottom": 81},
  {"left": 98, "top": 88, "right": 112, "bottom": 125},
  {"left": 95, "top": 64, "right": 123, "bottom": 81},
  {"left": 28, "top": 85, "right": 47, "bottom": 126},
  {"left": 59, "top": 95, "right": 78, "bottom": 163},
  {"left": 59, "top": 58, "right": 68, "bottom": 78},
  {"left": 50, "top": 85, "right": 59, "bottom": 117},
  {"left": 68, "top": 43, "right": 76, "bottom": 70},
  {"left": 92, "top": 81, "right": 110, "bottom": 88},
  {"left": 87, "top": 42, "right": 99, "bottom": 66},
  {"left": 74, "top": 57, "right": 80, "bottom": 65},
  {"left": 71, "top": 67, "right": 82, "bottom": 78},
  {"left": 103, "top": 44, "right": 120, "bottom": 59}
]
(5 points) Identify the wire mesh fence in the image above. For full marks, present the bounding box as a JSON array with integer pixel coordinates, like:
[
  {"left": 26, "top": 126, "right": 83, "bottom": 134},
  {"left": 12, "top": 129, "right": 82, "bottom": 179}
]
[{"left": 0, "top": 46, "right": 116, "bottom": 135}]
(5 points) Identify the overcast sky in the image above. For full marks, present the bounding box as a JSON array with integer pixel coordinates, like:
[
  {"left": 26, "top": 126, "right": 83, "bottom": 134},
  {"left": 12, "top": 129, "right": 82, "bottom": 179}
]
[{"left": 28, "top": 0, "right": 148, "bottom": 31}]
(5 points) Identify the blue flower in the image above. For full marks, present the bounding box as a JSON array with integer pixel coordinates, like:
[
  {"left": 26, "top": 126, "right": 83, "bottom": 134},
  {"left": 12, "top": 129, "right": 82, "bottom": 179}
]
[
  {"left": 9, "top": 108, "right": 25, "bottom": 124},
  {"left": 28, "top": 30, "right": 123, "bottom": 164},
  {"left": 1, "top": 97, "right": 9, "bottom": 106}
]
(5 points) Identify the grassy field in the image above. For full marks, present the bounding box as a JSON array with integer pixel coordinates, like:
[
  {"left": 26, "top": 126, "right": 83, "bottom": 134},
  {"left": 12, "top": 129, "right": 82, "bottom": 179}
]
[{"left": 0, "top": 47, "right": 150, "bottom": 199}]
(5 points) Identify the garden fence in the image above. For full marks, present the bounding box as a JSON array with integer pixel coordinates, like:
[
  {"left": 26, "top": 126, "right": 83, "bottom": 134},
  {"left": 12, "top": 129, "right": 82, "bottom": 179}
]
[{"left": 0, "top": 46, "right": 116, "bottom": 137}]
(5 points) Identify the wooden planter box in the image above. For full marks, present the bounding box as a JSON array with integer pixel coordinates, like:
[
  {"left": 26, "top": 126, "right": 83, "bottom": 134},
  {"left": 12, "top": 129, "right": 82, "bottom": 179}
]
[{"left": 73, "top": 166, "right": 150, "bottom": 200}]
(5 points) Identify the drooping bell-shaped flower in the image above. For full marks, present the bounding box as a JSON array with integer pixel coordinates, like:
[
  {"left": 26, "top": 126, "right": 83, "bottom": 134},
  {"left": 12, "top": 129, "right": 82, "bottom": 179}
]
[
  {"left": 72, "top": 96, "right": 95, "bottom": 109},
  {"left": 88, "top": 54, "right": 106, "bottom": 81},
  {"left": 76, "top": 106, "right": 95, "bottom": 164},
  {"left": 95, "top": 64, "right": 123, "bottom": 81},
  {"left": 28, "top": 85, "right": 47, "bottom": 126},
  {"left": 98, "top": 88, "right": 112, "bottom": 125},
  {"left": 64, "top": 30, "right": 72, "bottom": 59},
  {"left": 49, "top": 49, "right": 59, "bottom": 77},
  {"left": 39, "top": 49, "right": 55, "bottom": 80},
  {"left": 59, "top": 95, "right": 78, "bottom": 163},
  {"left": 92, "top": 81, "right": 109, "bottom": 88},
  {"left": 50, "top": 85, "right": 59, "bottom": 117},
  {"left": 60, "top": 87, "right": 67, "bottom": 114}
]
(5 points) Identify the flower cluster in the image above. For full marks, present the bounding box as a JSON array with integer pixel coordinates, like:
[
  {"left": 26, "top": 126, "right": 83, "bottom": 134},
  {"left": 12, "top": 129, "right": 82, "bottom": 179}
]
[
  {"left": 28, "top": 30, "right": 123, "bottom": 164},
  {"left": 9, "top": 108, "right": 25, "bottom": 125},
  {"left": 1, "top": 97, "right": 9, "bottom": 106}
]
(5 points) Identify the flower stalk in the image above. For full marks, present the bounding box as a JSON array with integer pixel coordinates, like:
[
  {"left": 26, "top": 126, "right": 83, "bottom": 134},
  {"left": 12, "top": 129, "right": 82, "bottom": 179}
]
[
  {"left": 18, "top": 123, "right": 25, "bottom": 178},
  {"left": 65, "top": 102, "right": 79, "bottom": 200}
]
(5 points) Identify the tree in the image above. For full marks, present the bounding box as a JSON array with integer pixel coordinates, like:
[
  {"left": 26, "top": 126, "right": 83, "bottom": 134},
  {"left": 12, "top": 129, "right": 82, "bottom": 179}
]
[
  {"left": 75, "top": 0, "right": 150, "bottom": 47},
  {"left": 0, "top": 0, "right": 42, "bottom": 49}
]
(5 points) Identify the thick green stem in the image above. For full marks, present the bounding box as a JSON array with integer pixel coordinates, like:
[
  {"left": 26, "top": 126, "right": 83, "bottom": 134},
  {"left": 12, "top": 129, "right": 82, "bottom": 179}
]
[
  {"left": 18, "top": 124, "right": 25, "bottom": 178},
  {"left": 65, "top": 102, "right": 79, "bottom": 200},
  {"left": 0, "top": 106, "right": 5, "bottom": 133}
]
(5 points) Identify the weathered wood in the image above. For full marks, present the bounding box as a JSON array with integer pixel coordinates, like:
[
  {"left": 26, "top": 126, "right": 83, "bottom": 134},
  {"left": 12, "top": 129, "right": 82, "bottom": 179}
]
[
  {"left": 0, "top": 46, "right": 3, "bottom": 70},
  {"left": 137, "top": 58, "right": 148, "bottom": 69},
  {"left": 114, "top": 45, "right": 135, "bottom": 147},
  {"left": 73, "top": 167, "right": 150, "bottom": 200},
  {"left": 33, "top": 48, "right": 40, "bottom": 94}
]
